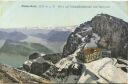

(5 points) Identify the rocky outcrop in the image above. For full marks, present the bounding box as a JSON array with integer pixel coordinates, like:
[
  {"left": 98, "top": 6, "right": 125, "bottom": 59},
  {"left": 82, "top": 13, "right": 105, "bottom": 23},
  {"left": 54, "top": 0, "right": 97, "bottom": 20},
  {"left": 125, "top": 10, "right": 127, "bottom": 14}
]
[
  {"left": 0, "top": 64, "right": 51, "bottom": 83},
  {"left": 22, "top": 53, "right": 63, "bottom": 76},
  {"left": 22, "top": 50, "right": 128, "bottom": 83},
  {"left": 63, "top": 14, "right": 128, "bottom": 60}
]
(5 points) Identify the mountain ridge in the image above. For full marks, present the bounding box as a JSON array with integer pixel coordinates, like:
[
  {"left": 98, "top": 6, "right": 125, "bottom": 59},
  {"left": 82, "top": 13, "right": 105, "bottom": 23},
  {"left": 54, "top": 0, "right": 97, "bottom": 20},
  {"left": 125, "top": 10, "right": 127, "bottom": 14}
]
[
  {"left": 0, "top": 14, "right": 128, "bottom": 83},
  {"left": 22, "top": 14, "right": 128, "bottom": 83}
]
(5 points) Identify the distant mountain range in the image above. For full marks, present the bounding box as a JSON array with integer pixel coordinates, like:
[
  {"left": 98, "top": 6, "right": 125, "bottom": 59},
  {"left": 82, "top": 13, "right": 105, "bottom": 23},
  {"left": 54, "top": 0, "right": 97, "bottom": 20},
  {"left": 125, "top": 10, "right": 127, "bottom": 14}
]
[
  {"left": 0, "top": 28, "right": 72, "bottom": 53},
  {"left": 0, "top": 31, "right": 27, "bottom": 41},
  {"left": 32, "top": 30, "right": 71, "bottom": 42}
]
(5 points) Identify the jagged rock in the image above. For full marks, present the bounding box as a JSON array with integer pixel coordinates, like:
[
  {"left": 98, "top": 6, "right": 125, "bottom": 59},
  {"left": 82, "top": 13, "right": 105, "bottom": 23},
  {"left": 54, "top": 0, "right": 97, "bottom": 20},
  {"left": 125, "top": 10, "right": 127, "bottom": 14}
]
[
  {"left": 43, "top": 53, "right": 63, "bottom": 64},
  {"left": 63, "top": 14, "right": 128, "bottom": 60},
  {"left": 23, "top": 64, "right": 30, "bottom": 72},
  {"left": 30, "top": 62, "right": 51, "bottom": 76},
  {"left": 0, "top": 64, "right": 51, "bottom": 83},
  {"left": 29, "top": 52, "right": 40, "bottom": 60},
  {"left": 22, "top": 53, "right": 63, "bottom": 76},
  {"left": 43, "top": 62, "right": 84, "bottom": 83}
]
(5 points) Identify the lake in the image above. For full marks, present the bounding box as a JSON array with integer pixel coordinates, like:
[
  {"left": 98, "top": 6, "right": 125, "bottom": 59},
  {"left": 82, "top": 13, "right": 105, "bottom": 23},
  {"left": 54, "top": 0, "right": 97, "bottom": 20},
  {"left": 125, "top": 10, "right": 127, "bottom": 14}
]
[{"left": 0, "top": 53, "right": 28, "bottom": 67}]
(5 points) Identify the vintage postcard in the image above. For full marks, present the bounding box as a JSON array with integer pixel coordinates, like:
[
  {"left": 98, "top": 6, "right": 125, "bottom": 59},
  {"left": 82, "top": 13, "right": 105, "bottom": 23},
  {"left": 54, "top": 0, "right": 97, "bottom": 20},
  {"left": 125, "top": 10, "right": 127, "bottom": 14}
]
[{"left": 0, "top": 1, "right": 128, "bottom": 83}]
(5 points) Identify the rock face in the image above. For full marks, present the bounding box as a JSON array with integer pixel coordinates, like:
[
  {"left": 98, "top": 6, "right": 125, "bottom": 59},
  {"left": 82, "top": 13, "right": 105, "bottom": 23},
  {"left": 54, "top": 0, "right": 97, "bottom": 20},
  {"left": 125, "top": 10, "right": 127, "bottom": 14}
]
[
  {"left": 63, "top": 14, "right": 128, "bottom": 59},
  {"left": 7, "top": 14, "right": 128, "bottom": 83},
  {"left": 22, "top": 53, "right": 63, "bottom": 77}
]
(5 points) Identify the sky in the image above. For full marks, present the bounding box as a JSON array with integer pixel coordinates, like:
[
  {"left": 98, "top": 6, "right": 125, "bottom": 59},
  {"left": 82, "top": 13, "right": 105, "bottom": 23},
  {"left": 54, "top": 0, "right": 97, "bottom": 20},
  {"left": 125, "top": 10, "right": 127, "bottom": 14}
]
[{"left": 0, "top": 1, "right": 128, "bottom": 29}]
